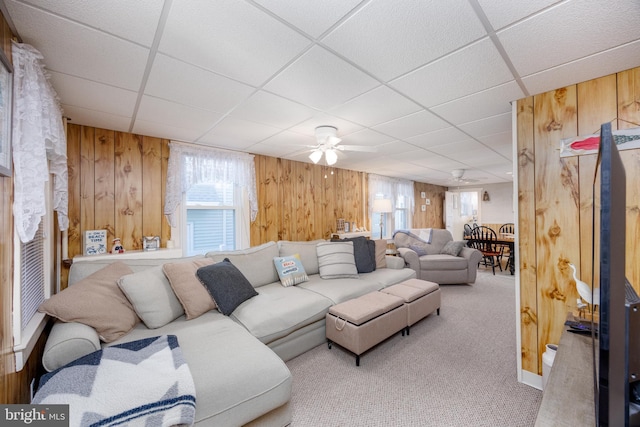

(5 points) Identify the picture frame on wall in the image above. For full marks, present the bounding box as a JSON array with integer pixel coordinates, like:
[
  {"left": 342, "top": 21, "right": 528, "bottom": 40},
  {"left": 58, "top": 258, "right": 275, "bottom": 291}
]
[{"left": 0, "top": 49, "right": 12, "bottom": 177}]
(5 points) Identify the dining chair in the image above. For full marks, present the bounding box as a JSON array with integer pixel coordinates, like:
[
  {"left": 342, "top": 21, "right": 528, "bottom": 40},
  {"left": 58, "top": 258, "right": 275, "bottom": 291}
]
[
  {"left": 469, "top": 226, "right": 502, "bottom": 275},
  {"left": 498, "top": 223, "right": 514, "bottom": 269}
]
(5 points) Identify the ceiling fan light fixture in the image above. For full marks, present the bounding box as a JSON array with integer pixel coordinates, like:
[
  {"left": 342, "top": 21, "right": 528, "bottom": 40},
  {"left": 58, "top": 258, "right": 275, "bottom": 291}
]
[
  {"left": 309, "top": 150, "right": 323, "bottom": 164},
  {"left": 325, "top": 149, "right": 338, "bottom": 166}
]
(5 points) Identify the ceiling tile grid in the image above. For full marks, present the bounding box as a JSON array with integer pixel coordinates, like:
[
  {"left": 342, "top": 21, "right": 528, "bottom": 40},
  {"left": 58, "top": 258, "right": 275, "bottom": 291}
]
[{"left": 3, "top": 0, "right": 640, "bottom": 187}]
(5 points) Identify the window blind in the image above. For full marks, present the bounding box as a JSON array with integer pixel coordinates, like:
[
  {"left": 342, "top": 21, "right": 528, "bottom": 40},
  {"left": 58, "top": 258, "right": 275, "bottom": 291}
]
[{"left": 20, "top": 222, "right": 44, "bottom": 331}]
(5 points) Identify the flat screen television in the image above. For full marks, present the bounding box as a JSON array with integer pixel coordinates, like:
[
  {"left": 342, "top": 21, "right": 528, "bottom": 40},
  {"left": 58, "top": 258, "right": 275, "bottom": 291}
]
[{"left": 595, "top": 121, "right": 640, "bottom": 426}]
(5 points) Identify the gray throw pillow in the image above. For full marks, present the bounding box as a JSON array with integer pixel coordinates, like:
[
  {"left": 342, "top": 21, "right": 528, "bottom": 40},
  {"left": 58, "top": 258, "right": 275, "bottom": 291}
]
[
  {"left": 330, "top": 236, "right": 375, "bottom": 273},
  {"left": 440, "top": 240, "right": 466, "bottom": 257},
  {"left": 316, "top": 241, "right": 359, "bottom": 279},
  {"left": 196, "top": 258, "right": 258, "bottom": 316}
]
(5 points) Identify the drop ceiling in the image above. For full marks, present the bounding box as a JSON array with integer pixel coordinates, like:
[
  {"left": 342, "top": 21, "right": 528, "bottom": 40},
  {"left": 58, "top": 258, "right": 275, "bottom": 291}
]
[{"left": 3, "top": 0, "right": 640, "bottom": 186}]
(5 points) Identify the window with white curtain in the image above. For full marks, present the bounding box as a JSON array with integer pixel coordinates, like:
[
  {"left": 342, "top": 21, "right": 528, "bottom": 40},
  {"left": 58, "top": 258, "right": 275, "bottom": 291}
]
[
  {"left": 165, "top": 143, "right": 256, "bottom": 253},
  {"left": 369, "top": 174, "right": 414, "bottom": 239}
]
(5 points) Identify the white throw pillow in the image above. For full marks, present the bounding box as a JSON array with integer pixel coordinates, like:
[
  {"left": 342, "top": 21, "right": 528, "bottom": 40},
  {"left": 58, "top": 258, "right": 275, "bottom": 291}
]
[{"left": 316, "top": 241, "right": 359, "bottom": 279}]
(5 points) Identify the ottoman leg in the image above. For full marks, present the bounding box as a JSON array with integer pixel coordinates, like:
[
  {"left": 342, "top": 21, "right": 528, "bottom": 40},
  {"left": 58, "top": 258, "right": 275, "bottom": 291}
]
[
  {"left": 328, "top": 340, "right": 332, "bottom": 349},
  {"left": 356, "top": 355, "right": 360, "bottom": 366}
]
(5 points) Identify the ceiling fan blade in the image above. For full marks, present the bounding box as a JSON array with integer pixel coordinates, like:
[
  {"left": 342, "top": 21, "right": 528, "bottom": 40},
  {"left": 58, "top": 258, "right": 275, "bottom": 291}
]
[{"left": 336, "top": 145, "right": 377, "bottom": 152}]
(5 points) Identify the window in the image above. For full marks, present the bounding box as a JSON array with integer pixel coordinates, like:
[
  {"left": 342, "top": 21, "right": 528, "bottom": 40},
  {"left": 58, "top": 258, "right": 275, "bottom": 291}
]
[
  {"left": 184, "top": 183, "right": 242, "bottom": 256},
  {"left": 164, "top": 142, "right": 257, "bottom": 254},
  {"left": 12, "top": 182, "right": 53, "bottom": 372},
  {"left": 369, "top": 174, "right": 414, "bottom": 239}
]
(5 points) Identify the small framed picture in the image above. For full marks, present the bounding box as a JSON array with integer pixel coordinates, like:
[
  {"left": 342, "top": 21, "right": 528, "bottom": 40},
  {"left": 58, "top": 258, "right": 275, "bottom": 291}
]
[
  {"left": 143, "top": 236, "right": 160, "bottom": 251},
  {"left": 421, "top": 205, "right": 426, "bottom": 212},
  {"left": 420, "top": 191, "right": 426, "bottom": 199}
]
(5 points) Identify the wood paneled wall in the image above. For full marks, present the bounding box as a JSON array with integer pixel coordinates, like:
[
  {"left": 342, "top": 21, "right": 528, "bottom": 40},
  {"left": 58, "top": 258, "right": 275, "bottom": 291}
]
[
  {"left": 65, "top": 125, "right": 172, "bottom": 269},
  {"left": 517, "top": 67, "right": 640, "bottom": 376},
  {"left": 412, "top": 182, "right": 445, "bottom": 229}
]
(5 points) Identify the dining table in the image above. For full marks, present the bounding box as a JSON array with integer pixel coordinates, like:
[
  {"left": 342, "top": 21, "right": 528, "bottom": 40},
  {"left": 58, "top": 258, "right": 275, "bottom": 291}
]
[{"left": 465, "top": 233, "right": 515, "bottom": 275}]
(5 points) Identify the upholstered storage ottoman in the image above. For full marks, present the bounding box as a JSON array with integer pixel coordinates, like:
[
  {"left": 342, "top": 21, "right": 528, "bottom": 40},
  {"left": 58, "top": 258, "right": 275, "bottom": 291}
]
[
  {"left": 326, "top": 291, "right": 407, "bottom": 366},
  {"left": 381, "top": 278, "right": 440, "bottom": 333}
]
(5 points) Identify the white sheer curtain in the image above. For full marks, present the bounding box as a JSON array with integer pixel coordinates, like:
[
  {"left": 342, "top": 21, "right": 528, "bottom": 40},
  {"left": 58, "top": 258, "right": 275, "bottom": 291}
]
[
  {"left": 164, "top": 142, "right": 258, "bottom": 227},
  {"left": 12, "top": 41, "right": 68, "bottom": 243},
  {"left": 368, "top": 173, "right": 414, "bottom": 228}
]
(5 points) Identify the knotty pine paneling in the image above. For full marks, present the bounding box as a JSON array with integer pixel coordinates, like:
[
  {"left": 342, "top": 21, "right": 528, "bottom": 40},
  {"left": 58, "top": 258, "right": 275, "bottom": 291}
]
[
  {"left": 413, "top": 182, "right": 445, "bottom": 229},
  {"left": 517, "top": 96, "right": 538, "bottom": 375},
  {"left": 517, "top": 66, "right": 640, "bottom": 377}
]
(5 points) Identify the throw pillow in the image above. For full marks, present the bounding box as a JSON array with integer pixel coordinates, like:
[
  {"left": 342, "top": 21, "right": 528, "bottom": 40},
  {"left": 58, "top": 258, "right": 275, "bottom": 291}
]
[
  {"left": 38, "top": 262, "right": 139, "bottom": 342},
  {"left": 374, "top": 239, "right": 387, "bottom": 269},
  {"left": 330, "top": 236, "right": 375, "bottom": 273},
  {"left": 440, "top": 240, "right": 467, "bottom": 257},
  {"left": 316, "top": 241, "right": 359, "bottom": 279},
  {"left": 273, "top": 254, "right": 309, "bottom": 287},
  {"left": 409, "top": 243, "right": 429, "bottom": 256},
  {"left": 196, "top": 258, "right": 258, "bottom": 316},
  {"left": 163, "top": 258, "right": 217, "bottom": 320},
  {"left": 118, "top": 265, "right": 185, "bottom": 329}
]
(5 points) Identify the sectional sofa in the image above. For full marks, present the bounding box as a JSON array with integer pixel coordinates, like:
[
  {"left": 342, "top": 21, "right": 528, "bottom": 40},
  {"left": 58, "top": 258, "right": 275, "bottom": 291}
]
[{"left": 39, "top": 238, "right": 416, "bottom": 426}]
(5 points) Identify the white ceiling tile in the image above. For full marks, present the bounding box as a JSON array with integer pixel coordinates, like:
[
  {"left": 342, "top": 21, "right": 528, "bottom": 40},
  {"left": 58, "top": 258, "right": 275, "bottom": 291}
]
[
  {"left": 231, "top": 91, "right": 316, "bottom": 129},
  {"left": 63, "top": 105, "right": 131, "bottom": 132},
  {"left": 6, "top": 1, "right": 148, "bottom": 90},
  {"left": 339, "top": 129, "right": 395, "bottom": 147},
  {"left": 264, "top": 46, "right": 379, "bottom": 110},
  {"left": 522, "top": 39, "right": 640, "bottom": 96},
  {"left": 250, "top": 130, "right": 316, "bottom": 153},
  {"left": 288, "top": 113, "right": 364, "bottom": 137},
  {"left": 323, "top": 0, "right": 486, "bottom": 81},
  {"left": 145, "top": 54, "right": 256, "bottom": 113},
  {"left": 10, "top": 0, "right": 164, "bottom": 46},
  {"left": 477, "top": 0, "right": 559, "bottom": 30},
  {"left": 330, "top": 86, "right": 422, "bottom": 127},
  {"left": 373, "top": 111, "right": 449, "bottom": 140},
  {"left": 405, "top": 127, "right": 472, "bottom": 149},
  {"left": 391, "top": 38, "right": 514, "bottom": 107},
  {"left": 197, "top": 117, "right": 282, "bottom": 150},
  {"left": 498, "top": 0, "right": 640, "bottom": 77},
  {"left": 136, "top": 96, "right": 224, "bottom": 135},
  {"left": 49, "top": 72, "right": 137, "bottom": 117},
  {"left": 478, "top": 131, "right": 513, "bottom": 159},
  {"left": 431, "top": 81, "right": 523, "bottom": 125},
  {"left": 132, "top": 120, "right": 206, "bottom": 143},
  {"left": 159, "top": 0, "right": 311, "bottom": 86},
  {"left": 458, "top": 113, "right": 512, "bottom": 138},
  {"left": 252, "top": 0, "right": 362, "bottom": 38}
]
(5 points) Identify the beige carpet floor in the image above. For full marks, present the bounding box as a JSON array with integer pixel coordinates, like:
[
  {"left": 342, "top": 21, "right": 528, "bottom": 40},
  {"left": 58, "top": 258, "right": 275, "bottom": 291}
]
[{"left": 286, "top": 270, "right": 542, "bottom": 426}]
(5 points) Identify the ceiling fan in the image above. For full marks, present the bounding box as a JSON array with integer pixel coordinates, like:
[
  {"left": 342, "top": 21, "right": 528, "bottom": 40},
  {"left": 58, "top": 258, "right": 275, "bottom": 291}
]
[
  {"left": 448, "top": 169, "right": 478, "bottom": 184},
  {"left": 308, "top": 126, "right": 377, "bottom": 166}
]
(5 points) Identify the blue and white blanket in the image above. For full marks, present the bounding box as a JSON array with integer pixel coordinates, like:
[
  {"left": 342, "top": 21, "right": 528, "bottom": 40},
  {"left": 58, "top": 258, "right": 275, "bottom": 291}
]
[{"left": 33, "top": 335, "right": 196, "bottom": 427}]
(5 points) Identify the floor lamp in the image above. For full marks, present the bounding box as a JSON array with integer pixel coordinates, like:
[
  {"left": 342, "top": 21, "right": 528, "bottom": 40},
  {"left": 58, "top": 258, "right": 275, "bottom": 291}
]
[{"left": 372, "top": 199, "right": 392, "bottom": 239}]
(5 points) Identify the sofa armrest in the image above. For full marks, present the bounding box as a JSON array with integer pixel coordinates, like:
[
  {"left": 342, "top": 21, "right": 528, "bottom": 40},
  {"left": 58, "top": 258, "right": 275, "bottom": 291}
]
[
  {"left": 397, "top": 247, "right": 420, "bottom": 277},
  {"left": 43, "top": 321, "right": 101, "bottom": 372},
  {"left": 384, "top": 255, "right": 405, "bottom": 270}
]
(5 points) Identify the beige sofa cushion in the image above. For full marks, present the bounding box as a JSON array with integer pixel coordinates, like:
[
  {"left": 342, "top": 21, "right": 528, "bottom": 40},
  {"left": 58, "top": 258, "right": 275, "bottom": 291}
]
[
  {"left": 118, "top": 265, "right": 185, "bottom": 329},
  {"left": 162, "top": 258, "right": 217, "bottom": 320},
  {"left": 38, "top": 262, "right": 139, "bottom": 342},
  {"left": 206, "top": 241, "right": 279, "bottom": 287},
  {"left": 278, "top": 240, "right": 324, "bottom": 275},
  {"left": 317, "top": 241, "right": 358, "bottom": 279}
]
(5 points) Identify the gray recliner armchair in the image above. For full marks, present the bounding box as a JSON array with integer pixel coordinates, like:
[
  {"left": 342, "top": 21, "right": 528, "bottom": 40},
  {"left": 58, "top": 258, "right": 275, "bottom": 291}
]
[{"left": 394, "top": 229, "right": 482, "bottom": 285}]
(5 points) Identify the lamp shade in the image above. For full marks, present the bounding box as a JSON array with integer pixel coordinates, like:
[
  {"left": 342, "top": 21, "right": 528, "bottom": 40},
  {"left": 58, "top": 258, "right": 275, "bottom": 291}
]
[
  {"left": 309, "top": 150, "right": 322, "bottom": 164},
  {"left": 325, "top": 149, "right": 338, "bottom": 166},
  {"left": 372, "top": 199, "right": 392, "bottom": 213}
]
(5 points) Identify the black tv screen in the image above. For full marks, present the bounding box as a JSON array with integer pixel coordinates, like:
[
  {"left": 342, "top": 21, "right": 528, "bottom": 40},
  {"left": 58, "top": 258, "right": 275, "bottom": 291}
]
[{"left": 597, "top": 121, "right": 632, "bottom": 426}]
